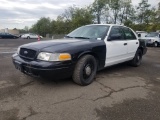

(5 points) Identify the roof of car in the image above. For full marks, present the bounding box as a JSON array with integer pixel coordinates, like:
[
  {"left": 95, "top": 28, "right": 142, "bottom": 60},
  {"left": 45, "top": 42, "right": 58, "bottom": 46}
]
[
  {"left": 86, "top": 24, "right": 125, "bottom": 26},
  {"left": 85, "top": 24, "right": 129, "bottom": 28},
  {"left": 136, "top": 31, "right": 147, "bottom": 33}
]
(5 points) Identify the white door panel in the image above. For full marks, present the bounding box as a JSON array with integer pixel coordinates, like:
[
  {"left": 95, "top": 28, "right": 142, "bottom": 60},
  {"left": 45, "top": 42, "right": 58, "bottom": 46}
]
[
  {"left": 127, "top": 40, "right": 139, "bottom": 58},
  {"left": 104, "top": 26, "right": 129, "bottom": 67},
  {"left": 122, "top": 27, "right": 139, "bottom": 59},
  {"left": 105, "top": 40, "right": 128, "bottom": 67}
]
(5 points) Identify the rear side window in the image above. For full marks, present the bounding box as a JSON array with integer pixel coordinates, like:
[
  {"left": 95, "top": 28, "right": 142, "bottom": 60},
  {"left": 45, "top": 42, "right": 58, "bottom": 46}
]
[{"left": 122, "top": 27, "right": 137, "bottom": 40}]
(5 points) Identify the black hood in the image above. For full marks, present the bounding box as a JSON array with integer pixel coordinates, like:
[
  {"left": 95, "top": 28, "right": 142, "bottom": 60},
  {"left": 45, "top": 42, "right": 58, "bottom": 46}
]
[
  {"left": 20, "top": 38, "right": 104, "bottom": 53},
  {"left": 21, "top": 39, "right": 85, "bottom": 50}
]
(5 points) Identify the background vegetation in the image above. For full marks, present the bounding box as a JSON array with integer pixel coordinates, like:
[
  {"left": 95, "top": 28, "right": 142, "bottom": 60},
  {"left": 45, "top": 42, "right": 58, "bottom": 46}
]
[{"left": 22, "top": 0, "right": 160, "bottom": 36}]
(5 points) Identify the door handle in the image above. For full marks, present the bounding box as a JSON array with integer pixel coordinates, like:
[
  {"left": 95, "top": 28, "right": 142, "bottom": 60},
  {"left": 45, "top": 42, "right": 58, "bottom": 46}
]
[
  {"left": 124, "top": 43, "right": 127, "bottom": 46},
  {"left": 136, "top": 42, "right": 138, "bottom": 44}
]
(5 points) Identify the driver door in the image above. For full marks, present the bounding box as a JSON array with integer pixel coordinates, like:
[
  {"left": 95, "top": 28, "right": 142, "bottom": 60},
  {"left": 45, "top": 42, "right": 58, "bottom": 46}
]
[{"left": 104, "top": 26, "right": 128, "bottom": 67}]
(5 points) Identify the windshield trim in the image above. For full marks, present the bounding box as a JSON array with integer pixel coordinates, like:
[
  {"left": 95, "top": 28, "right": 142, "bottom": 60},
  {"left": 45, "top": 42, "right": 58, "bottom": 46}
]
[{"left": 66, "top": 25, "right": 110, "bottom": 41}]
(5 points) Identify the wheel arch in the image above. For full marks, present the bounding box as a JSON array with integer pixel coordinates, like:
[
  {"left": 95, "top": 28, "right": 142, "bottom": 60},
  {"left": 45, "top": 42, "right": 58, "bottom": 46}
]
[
  {"left": 138, "top": 47, "right": 144, "bottom": 55},
  {"left": 77, "top": 51, "right": 100, "bottom": 69}
]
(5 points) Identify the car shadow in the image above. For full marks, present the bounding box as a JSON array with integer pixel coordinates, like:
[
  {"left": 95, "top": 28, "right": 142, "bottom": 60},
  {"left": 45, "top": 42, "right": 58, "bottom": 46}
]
[
  {"left": 33, "top": 76, "right": 73, "bottom": 86},
  {"left": 31, "top": 62, "right": 132, "bottom": 86},
  {"left": 97, "top": 62, "right": 132, "bottom": 74}
]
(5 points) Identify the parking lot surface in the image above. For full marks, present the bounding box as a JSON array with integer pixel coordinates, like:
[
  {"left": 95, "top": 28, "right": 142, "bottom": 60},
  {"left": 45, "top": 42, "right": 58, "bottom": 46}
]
[{"left": 0, "top": 39, "right": 160, "bottom": 120}]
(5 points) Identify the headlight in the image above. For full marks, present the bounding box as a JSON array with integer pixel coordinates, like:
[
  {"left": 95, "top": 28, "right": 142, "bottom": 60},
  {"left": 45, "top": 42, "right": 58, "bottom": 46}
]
[
  {"left": 17, "top": 47, "right": 20, "bottom": 54},
  {"left": 150, "top": 39, "right": 154, "bottom": 42},
  {"left": 152, "top": 39, "right": 155, "bottom": 42},
  {"left": 37, "top": 52, "right": 71, "bottom": 61}
]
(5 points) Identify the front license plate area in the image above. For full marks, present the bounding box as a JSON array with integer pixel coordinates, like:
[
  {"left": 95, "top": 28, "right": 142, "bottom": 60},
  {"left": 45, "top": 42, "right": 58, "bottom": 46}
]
[
  {"left": 24, "top": 66, "right": 32, "bottom": 74},
  {"left": 14, "top": 61, "right": 23, "bottom": 72}
]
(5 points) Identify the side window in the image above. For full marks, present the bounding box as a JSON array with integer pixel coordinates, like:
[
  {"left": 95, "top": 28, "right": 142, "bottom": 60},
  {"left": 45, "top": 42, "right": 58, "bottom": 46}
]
[
  {"left": 122, "top": 27, "right": 137, "bottom": 40},
  {"left": 5, "top": 33, "right": 9, "bottom": 35},
  {"left": 109, "top": 26, "right": 125, "bottom": 40},
  {"left": 159, "top": 34, "right": 160, "bottom": 38}
]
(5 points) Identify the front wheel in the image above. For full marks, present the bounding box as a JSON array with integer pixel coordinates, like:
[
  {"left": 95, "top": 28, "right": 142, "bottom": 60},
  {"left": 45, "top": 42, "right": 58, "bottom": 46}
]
[
  {"left": 130, "top": 49, "right": 142, "bottom": 67},
  {"left": 27, "top": 36, "right": 30, "bottom": 39},
  {"left": 72, "top": 55, "right": 97, "bottom": 86}
]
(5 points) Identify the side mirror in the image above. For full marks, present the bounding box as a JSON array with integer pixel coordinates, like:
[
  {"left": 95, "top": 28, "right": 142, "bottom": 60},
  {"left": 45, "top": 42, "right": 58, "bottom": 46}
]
[{"left": 107, "top": 37, "right": 111, "bottom": 41}]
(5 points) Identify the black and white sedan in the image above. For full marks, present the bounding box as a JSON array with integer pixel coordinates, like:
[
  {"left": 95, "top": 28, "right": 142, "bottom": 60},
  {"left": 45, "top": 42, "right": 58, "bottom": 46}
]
[{"left": 12, "top": 24, "right": 147, "bottom": 86}]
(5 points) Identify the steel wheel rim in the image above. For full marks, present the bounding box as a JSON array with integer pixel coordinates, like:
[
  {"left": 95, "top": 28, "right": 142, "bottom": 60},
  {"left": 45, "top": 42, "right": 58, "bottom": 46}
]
[
  {"left": 155, "top": 43, "right": 157, "bottom": 47},
  {"left": 83, "top": 61, "right": 94, "bottom": 80}
]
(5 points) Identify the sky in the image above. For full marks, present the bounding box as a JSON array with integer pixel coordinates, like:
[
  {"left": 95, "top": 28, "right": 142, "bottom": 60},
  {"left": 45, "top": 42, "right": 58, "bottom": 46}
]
[{"left": 0, "top": 0, "right": 159, "bottom": 29}]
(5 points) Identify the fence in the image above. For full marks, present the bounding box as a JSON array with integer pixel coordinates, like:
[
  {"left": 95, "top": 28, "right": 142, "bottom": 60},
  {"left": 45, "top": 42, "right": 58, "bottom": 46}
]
[{"left": 46, "top": 34, "right": 65, "bottom": 39}]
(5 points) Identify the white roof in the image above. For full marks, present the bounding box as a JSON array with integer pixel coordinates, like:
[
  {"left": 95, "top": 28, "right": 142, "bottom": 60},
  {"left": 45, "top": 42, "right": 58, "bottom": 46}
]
[
  {"left": 136, "top": 31, "right": 147, "bottom": 33},
  {"left": 86, "top": 24, "right": 125, "bottom": 27}
]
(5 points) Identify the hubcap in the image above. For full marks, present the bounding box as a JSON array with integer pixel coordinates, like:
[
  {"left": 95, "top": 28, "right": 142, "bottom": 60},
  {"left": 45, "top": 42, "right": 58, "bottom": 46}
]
[
  {"left": 137, "top": 55, "right": 140, "bottom": 61},
  {"left": 85, "top": 65, "right": 92, "bottom": 76},
  {"left": 155, "top": 43, "right": 157, "bottom": 47}
]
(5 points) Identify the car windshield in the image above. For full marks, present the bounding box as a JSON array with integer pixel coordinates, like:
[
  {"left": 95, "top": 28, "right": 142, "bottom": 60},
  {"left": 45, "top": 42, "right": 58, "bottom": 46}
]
[
  {"left": 146, "top": 32, "right": 159, "bottom": 37},
  {"left": 66, "top": 25, "right": 110, "bottom": 40}
]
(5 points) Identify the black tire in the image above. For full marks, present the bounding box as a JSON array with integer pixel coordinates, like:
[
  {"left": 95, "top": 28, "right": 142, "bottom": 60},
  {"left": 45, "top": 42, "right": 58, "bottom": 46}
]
[
  {"left": 27, "top": 36, "right": 30, "bottom": 39},
  {"left": 153, "top": 42, "right": 158, "bottom": 47},
  {"left": 72, "top": 55, "right": 97, "bottom": 86},
  {"left": 130, "top": 49, "right": 142, "bottom": 67}
]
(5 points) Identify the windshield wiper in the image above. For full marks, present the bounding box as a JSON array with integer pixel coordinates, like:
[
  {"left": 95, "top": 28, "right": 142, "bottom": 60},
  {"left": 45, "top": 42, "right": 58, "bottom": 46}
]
[
  {"left": 74, "top": 37, "right": 90, "bottom": 39},
  {"left": 65, "top": 36, "right": 90, "bottom": 39},
  {"left": 65, "top": 35, "right": 74, "bottom": 38}
]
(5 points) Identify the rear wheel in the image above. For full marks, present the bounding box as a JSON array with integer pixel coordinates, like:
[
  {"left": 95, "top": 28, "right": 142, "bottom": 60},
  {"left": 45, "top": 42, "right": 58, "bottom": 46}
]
[
  {"left": 27, "top": 36, "right": 30, "bottom": 39},
  {"left": 72, "top": 55, "right": 97, "bottom": 86},
  {"left": 153, "top": 42, "right": 158, "bottom": 47},
  {"left": 130, "top": 49, "right": 142, "bottom": 67}
]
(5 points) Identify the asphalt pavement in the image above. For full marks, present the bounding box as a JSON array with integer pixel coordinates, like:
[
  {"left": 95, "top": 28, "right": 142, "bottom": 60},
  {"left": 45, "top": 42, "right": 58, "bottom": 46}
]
[{"left": 0, "top": 38, "right": 160, "bottom": 120}]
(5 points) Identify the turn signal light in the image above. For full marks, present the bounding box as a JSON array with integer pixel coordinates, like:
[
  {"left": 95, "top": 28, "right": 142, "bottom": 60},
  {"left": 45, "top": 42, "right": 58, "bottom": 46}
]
[{"left": 59, "top": 53, "right": 71, "bottom": 61}]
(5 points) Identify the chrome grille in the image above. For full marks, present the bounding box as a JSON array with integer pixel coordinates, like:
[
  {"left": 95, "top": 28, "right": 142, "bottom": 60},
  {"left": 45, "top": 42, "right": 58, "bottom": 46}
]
[{"left": 19, "top": 48, "right": 37, "bottom": 59}]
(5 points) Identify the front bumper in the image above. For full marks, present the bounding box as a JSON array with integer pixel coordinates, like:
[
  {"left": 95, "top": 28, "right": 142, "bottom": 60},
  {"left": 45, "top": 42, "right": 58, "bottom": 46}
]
[
  {"left": 12, "top": 54, "right": 74, "bottom": 79},
  {"left": 147, "top": 42, "right": 160, "bottom": 46},
  {"left": 147, "top": 42, "right": 154, "bottom": 46}
]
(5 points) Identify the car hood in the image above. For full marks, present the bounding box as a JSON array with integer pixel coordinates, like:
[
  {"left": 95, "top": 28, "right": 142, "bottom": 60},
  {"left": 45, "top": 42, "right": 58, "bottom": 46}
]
[{"left": 21, "top": 39, "right": 91, "bottom": 50}]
